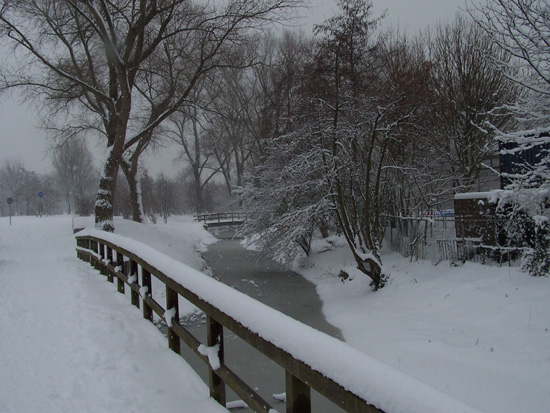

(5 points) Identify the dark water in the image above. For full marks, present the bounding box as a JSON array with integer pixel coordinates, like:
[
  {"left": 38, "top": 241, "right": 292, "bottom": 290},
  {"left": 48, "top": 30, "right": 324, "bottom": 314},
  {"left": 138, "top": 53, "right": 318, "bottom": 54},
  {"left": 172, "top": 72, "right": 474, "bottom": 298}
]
[{"left": 178, "top": 230, "right": 345, "bottom": 412}]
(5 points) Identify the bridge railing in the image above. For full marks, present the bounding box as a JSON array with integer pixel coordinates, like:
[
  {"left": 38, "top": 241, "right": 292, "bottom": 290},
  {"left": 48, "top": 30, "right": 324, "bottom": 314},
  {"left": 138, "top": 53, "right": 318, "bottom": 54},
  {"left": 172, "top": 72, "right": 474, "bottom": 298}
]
[
  {"left": 194, "top": 212, "right": 247, "bottom": 224},
  {"left": 75, "top": 230, "right": 480, "bottom": 413}
]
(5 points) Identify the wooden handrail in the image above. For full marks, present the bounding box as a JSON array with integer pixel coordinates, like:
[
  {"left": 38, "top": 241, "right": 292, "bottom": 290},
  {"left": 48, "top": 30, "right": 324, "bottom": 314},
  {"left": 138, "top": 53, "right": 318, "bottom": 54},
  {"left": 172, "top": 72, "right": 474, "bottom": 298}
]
[
  {"left": 75, "top": 233, "right": 383, "bottom": 413},
  {"left": 75, "top": 232, "right": 481, "bottom": 413}
]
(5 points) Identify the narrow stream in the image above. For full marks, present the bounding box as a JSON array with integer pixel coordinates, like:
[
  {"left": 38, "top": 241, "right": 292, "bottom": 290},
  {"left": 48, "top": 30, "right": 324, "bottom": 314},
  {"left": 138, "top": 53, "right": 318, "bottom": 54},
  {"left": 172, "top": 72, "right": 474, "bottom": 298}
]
[{"left": 179, "top": 230, "right": 345, "bottom": 412}]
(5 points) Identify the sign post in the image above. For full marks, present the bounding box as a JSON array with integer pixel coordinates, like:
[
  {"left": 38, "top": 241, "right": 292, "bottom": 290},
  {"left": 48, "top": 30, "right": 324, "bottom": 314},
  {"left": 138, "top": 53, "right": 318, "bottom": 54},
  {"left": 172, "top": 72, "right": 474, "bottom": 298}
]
[
  {"left": 37, "top": 191, "right": 43, "bottom": 217},
  {"left": 6, "top": 197, "right": 14, "bottom": 225}
]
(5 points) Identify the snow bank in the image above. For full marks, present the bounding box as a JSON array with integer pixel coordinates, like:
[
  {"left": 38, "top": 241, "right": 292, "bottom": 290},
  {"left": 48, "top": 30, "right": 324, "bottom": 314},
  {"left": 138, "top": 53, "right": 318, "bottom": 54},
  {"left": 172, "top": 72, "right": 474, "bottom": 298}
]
[
  {"left": 297, "top": 235, "right": 550, "bottom": 413},
  {"left": 78, "top": 227, "right": 482, "bottom": 413},
  {"left": 0, "top": 216, "right": 226, "bottom": 413}
]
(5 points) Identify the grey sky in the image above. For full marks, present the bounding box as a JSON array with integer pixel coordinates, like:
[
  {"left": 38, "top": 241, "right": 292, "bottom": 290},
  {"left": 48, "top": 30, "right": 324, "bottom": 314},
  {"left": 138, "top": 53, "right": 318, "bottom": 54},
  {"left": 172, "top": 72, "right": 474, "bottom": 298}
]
[
  {"left": 308, "top": 0, "right": 466, "bottom": 33},
  {"left": 0, "top": 0, "right": 466, "bottom": 177}
]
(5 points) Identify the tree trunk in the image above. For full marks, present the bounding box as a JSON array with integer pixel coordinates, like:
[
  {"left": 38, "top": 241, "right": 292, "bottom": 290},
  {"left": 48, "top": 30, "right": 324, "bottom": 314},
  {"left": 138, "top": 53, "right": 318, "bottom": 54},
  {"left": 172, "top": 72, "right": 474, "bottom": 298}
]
[
  {"left": 66, "top": 192, "right": 72, "bottom": 215},
  {"left": 120, "top": 159, "right": 144, "bottom": 223},
  {"left": 356, "top": 256, "right": 386, "bottom": 291},
  {"left": 94, "top": 150, "right": 120, "bottom": 232},
  {"left": 318, "top": 219, "right": 330, "bottom": 238},
  {"left": 192, "top": 166, "right": 204, "bottom": 213},
  {"left": 195, "top": 181, "right": 204, "bottom": 213}
]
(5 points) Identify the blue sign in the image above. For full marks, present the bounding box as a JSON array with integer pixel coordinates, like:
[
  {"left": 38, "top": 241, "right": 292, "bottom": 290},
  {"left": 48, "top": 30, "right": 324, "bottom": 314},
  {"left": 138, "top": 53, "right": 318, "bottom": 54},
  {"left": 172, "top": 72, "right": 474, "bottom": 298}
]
[
  {"left": 38, "top": 191, "right": 43, "bottom": 198},
  {"left": 6, "top": 197, "right": 14, "bottom": 205}
]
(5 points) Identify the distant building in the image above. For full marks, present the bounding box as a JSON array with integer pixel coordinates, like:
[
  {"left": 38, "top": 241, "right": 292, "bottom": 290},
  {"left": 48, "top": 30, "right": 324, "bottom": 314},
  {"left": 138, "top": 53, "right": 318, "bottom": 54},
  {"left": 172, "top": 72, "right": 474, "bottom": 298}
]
[
  {"left": 454, "top": 191, "right": 502, "bottom": 245},
  {"left": 453, "top": 138, "right": 549, "bottom": 252},
  {"left": 499, "top": 140, "right": 550, "bottom": 188}
]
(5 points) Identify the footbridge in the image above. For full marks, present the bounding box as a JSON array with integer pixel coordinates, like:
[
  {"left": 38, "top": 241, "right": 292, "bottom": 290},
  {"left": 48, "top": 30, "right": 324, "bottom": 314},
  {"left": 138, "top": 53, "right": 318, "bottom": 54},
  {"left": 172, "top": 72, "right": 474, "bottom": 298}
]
[{"left": 194, "top": 212, "right": 247, "bottom": 228}]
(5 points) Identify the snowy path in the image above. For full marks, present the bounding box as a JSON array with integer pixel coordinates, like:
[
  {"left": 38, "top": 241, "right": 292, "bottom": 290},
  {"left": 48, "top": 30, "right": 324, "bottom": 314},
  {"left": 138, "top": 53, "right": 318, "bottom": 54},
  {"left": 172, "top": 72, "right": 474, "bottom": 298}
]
[{"left": 0, "top": 216, "right": 227, "bottom": 413}]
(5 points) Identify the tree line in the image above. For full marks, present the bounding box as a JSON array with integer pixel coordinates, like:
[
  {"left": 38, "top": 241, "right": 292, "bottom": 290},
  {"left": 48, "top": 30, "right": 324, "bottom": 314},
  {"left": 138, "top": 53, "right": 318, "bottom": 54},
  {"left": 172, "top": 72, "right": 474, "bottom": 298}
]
[
  {"left": 1, "top": 140, "right": 224, "bottom": 219},
  {"left": 1, "top": 0, "right": 549, "bottom": 287},
  {"left": 0, "top": 0, "right": 301, "bottom": 230},
  {"left": 232, "top": 0, "right": 525, "bottom": 289}
]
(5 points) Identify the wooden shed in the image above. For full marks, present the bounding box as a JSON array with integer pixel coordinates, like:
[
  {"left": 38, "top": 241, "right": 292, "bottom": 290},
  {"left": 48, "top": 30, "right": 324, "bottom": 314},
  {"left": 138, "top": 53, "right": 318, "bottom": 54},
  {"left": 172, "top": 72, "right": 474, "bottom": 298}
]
[{"left": 453, "top": 191, "right": 502, "bottom": 246}]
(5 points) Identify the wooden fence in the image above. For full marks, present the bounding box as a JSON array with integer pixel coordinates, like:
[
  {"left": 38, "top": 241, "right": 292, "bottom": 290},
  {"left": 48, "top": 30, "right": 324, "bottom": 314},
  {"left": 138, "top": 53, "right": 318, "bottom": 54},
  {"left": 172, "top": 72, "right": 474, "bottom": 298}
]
[{"left": 75, "top": 233, "right": 384, "bottom": 413}]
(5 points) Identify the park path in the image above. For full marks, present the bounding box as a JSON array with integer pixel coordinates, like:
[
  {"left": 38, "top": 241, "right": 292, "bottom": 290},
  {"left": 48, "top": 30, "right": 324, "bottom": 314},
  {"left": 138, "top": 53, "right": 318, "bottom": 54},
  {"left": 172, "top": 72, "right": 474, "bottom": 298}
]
[{"left": 0, "top": 216, "right": 226, "bottom": 413}]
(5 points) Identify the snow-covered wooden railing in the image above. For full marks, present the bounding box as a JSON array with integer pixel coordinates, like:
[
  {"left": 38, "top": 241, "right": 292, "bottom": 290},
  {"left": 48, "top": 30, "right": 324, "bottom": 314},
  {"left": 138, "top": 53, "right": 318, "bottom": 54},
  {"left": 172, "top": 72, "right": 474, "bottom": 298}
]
[
  {"left": 75, "top": 230, "right": 482, "bottom": 413},
  {"left": 194, "top": 212, "right": 247, "bottom": 227}
]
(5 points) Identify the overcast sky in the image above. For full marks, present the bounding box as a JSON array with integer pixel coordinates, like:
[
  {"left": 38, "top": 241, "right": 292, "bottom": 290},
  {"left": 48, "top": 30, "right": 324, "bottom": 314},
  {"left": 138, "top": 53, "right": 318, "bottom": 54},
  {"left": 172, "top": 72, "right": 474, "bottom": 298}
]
[{"left": 0, "top": 0, "right": 466, "bottom": 177}]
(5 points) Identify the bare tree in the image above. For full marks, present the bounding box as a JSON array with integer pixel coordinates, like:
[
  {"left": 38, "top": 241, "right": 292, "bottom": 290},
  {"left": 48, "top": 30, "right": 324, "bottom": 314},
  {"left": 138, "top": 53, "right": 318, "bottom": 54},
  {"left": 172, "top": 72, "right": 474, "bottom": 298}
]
[
  {"left": 306, "top": 0, "right": 397, "bottom": 289},
  {"left": 375, "top": 31, "right": 446, "bottom": 258},
  {"left": 36, "top": 173, "right": 61, "bottom": 216},
  {"left": 244, "top": 30, "right": 311, "bottom": 166},
  {"left": 0, "top": 159, "right": 55, "bottom": 216},
  {"left": 51, "top": 138, "right": 96, "bottom": 214},
  {"left": 0, "top": 158, "right": 26, "bottom": 215},
  {"left": 427, "top": 15, "right": 516, "bottom": 194},
  {"left": 156, "top": 173, "right": 176, "bottom": 223},
  {"left": 20, "top": 170, "right": 42, "bottom": 216},
  {"left": 166, "top": 84, "right": 222, "bottom": 213},
  {"left": 139, "top": 170, "right": 157, "bottom": 223},
  {"left": 199, "top": 48, "right": 266, "bottom": 199},
  {"left": 0, "top": 0, "right": 302, "bottom": 231}
]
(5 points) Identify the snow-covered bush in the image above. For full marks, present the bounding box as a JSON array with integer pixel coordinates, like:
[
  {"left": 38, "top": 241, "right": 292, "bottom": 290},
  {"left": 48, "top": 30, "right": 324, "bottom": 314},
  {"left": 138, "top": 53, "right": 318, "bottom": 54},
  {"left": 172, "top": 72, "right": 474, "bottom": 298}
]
[
  {"left": 490, "top": 186, "right": 550, "bottom": 276},
  {"left": 241, "top": 131, "right": 336, "bottom": 264}
]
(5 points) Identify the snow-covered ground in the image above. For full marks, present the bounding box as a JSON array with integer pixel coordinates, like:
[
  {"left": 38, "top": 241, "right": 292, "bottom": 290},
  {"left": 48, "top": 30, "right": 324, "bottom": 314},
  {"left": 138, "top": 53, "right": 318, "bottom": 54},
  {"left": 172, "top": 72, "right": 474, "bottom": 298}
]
[
  {"left": 295, "top": 236, "right": 550, "bottom": 413},
  {"left": 0, "top": 215, "right": 226, "bottom": 413},
  {"left": 2, "top": 215, "right": 548, "bottom": 413}
]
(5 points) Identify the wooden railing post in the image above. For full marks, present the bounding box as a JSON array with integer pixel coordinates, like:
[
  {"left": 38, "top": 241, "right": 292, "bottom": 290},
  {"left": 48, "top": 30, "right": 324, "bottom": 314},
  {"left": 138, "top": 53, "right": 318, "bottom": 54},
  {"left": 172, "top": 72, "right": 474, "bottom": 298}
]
[
  {"left": 130, "top": 260, "right": 140, "bottom": 308},
  {"left": 77, "top": 238, "right": 87, "bottom": 261},
  {"left": 141, "top": 267, "right": 153, "bottom": 322},
  {"left": 106, "top": 246, "right": 114, "bottom": 283},
  {"left": 165, "top": 285, "right": 180, "bottom": 353},
  {"left": 207, "top": 315, "right": 226, "bottom": 406},
  {"left": 116, "top": 251, "right": 125, "bottom": 294},
  {"left": 92, "top": 240, "right": 99, "bottom": 270},
  {"left": 286, "top": 371, "right": 311, "bottom": 413},
  {"left": 99, "top": 242, "right": 106, "bottom": 276},
  {"left": 85, "top": 238, "right": 92, "bottom": 264}
]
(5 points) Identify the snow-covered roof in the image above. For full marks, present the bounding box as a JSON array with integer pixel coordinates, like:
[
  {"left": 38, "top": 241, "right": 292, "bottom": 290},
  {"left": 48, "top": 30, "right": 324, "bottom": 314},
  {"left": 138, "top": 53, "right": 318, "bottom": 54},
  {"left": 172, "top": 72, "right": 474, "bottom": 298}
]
[{"left": 454, "top": 192, "right": 491, "bottom": 200}]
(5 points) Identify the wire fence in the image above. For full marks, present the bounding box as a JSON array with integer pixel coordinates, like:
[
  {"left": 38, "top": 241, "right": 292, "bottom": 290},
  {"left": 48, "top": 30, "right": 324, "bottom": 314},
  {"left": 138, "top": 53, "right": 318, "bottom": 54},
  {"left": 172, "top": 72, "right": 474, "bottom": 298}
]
[{"left": 386, "top": 216, "right": 523, "bottom": 266}]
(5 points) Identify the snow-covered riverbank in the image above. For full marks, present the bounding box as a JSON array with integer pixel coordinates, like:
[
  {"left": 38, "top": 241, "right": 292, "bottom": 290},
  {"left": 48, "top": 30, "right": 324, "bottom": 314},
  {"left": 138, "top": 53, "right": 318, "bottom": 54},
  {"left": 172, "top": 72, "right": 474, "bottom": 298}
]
[
  {"left": 295, "top": 236, "right": 550, "bottom": 413},
  {"left": 112, "top": 216, "right": 550, "bottom": 412}
]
